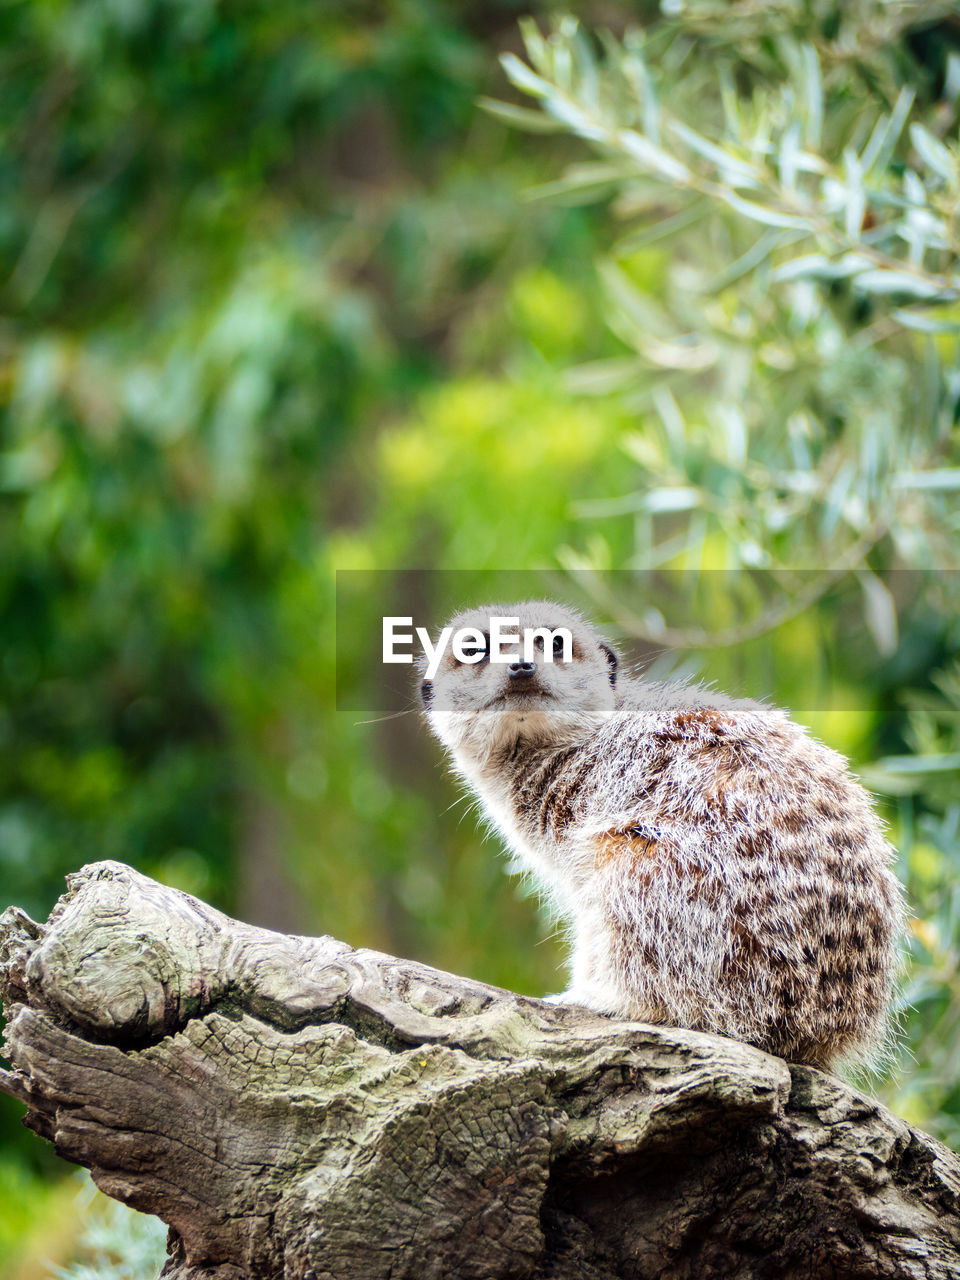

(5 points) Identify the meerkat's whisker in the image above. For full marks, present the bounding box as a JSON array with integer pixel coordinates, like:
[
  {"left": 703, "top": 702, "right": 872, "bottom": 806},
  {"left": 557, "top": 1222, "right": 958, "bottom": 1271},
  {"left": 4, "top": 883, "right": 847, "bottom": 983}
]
[{"left": 351, "top": 709, "right": 417, "bottom": 726}]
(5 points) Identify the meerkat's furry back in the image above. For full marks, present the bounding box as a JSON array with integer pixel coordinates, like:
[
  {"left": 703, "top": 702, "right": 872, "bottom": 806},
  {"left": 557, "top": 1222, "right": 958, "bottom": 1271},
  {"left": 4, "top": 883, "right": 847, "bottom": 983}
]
[{"left": 421, "top": 600, "right": 905, "bottom": 1071}]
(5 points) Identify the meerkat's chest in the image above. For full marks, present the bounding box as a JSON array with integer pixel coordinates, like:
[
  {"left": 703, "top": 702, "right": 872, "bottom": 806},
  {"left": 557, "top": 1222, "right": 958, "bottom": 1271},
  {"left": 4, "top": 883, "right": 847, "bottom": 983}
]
[{"left": 482, "top": 740, "right": 660, "bottom": 888}]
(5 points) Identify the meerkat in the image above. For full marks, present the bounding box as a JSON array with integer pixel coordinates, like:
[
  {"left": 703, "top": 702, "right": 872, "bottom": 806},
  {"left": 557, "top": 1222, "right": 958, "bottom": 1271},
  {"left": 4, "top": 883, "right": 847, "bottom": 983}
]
[{"left": 419, "top": 600, "right": 905, "bottom": 1071}]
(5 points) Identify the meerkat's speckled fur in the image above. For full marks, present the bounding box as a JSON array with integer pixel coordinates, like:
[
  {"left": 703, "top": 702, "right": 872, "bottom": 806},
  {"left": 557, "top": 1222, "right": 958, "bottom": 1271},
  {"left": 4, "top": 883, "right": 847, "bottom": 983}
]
[{"left": 421, "top": 600, "right": 905, "bottom": 1070}]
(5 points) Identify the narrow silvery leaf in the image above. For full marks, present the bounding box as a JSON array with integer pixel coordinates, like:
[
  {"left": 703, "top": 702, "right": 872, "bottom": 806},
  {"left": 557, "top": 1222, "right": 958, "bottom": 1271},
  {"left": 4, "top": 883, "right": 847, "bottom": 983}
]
[
  {"left": 526, "top": 162, "right": 637, "bottom": 201},
  {"left": 553, "top": 31, "right": 573, "bottom": 94},
  {"left": 643, "top": 486, "right": 702, "bottom": 513},
  {"left": 787, "top": 413, "right": 813, "bottom": 471},
  {"left": 640, "top": 334, "right": 719, "bottom": 369},
  {"left": 873, "top": 752, "right": 960, "bottom": 774},
  {"left": 779, "top": 122, "right": 801, "bottom": 191},
  {"left": 909, "top": 123, "right": 955, "bottom": 182},
  {"left": 891, "top": 308, "right": 960, "bottom": 334},
  {"left": 718, "top": 66, "right": 741, "bottom": 136},
  {"left": 792, "top": 150, "right": 829, "bottom": 175},
  {"left": 715, "top": 403, "right": 747, "bottom": 466},
  {"left": 517, "top": 17, "right": 549, "bottom": 71},
  {"left": 861, "top": 88, "right": 916, "bottom": 174},
  {"left": 855, "top": 270, "right": 951, "bottom": 299},
  {"left": 822, "top": 461, "right": 854, "bottom": 538},
  {"left": 904, "top": 168, "right": 929, "bottom": 209},
  {"left": 573, "top": 487, "right": 700, "bottom": 519},
  {"left": 773, "top": 251, "right": 872, "bottom": 282},
  {"left": 563, "top": 357, "right": 641, "bottom": 394},
  {"left": 543, "top": 96, "right": 607, "bottom": 141},
  {"left": 711, "top": 229, "right": 784, "bottom": 290},
  {"left": 888, "top": 86, "right": 918, "bottom": 153},
  {"left": 617, "top": 129, "right": 692, "bottom": 182},
  {"left": 739, "top": 540, "right": 769, "bottom": 567},
  {"left": 843, "top": 148, "right": 866, "bottom": 240},
  {"left": 652, "top": 385, "right": 686, "bottom": 461},
  {"left": 669, "top": 121, "right": 759, "bottom": 186},
  {"left": 860, "top": 571, "right": 899, "bottom": 657},
  {"left": 478, "top": 98, "right": 566, "bottom": 133},
  {"left": 893, "top": 469, "right": 960, "bottom": 490},
  {"left": 719, "top": 190, "right": 810, "bottom": 230},
  {"left": 772, "top": 253, "right": 835, "bottom": 281},
  {"left": 500, "top": 52, "right": 552, "bottom": 98},
  {"left": 572, "top": 491, "right": 648, "bottom": 518},
  {"left": 600, "top": 259, "right": 666, "bottom": 330},
  {"left": 801, "top": 44, "right": 823, "bottom": 147},
  {"left": 608, "top": 35, "right": 659, "bottom": 142},
  {"left": 860, "top": 112, "right": 892, "bottom": 175},
  {"left": 820, "top": 176, "right": 848, "bottom": 215},
  {"left": 614, "top": 199, "right": 708, "bottom": 251},
  {"left": 839, "top": 249, "right": 885, "bottom": 272},
  {"left": 572, "top": 26, "right": 599, "bottom": 110},
  {"left": 946, "top": 50, "right": 960, "bottom": 102},
  {"left": 641, "top": 607, "right": 666, "bottom": 637}
]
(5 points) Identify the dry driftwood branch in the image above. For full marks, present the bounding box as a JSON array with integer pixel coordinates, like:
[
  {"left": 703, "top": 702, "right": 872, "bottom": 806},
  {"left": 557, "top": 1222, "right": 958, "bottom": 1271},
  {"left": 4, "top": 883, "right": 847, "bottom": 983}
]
[{"left": 1, "top": 861, "right": 959, "bottom": 1280}]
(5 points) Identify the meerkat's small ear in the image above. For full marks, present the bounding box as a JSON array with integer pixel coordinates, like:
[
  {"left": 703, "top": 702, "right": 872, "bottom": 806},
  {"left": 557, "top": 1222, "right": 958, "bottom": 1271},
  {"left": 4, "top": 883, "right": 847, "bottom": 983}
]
[
  {"left": 420, "top": 677, "right": 434, "bottom": 708},
  {"left": 600, "top": 643, "right": 618, "bottom": 687}
]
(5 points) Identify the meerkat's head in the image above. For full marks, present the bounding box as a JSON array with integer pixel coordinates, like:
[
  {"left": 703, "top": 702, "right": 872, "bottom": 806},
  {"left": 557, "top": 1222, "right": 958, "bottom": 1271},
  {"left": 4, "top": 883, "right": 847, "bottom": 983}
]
[{"left": 420, "top": 600, "right": 618, "bottom": 764}]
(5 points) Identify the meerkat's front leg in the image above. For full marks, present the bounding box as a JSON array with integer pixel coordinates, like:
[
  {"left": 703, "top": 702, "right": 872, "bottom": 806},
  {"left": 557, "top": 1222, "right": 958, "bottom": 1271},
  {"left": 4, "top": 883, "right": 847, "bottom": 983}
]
[{"left": 544, "top": 906, "right": 626, "bottom": 1015}]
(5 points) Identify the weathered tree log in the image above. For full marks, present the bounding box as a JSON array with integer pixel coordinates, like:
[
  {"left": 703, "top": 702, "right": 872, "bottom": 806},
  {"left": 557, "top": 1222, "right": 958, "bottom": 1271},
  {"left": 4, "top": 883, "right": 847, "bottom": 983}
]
[{"left": 1, "top": 862, "right": 959, "bottom": 1280}]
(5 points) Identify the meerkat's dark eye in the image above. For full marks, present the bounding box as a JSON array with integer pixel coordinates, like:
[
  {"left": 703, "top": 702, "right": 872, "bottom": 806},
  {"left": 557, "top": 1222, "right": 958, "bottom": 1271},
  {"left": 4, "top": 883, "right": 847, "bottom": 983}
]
[{"left": 535, "top": 633, "right": 571, "bottom": 656}]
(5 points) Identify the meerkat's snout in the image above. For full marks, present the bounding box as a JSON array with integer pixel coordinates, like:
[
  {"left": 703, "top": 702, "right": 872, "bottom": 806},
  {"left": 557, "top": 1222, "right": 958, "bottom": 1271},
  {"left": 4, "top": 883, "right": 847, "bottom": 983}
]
[
  {"left": 507, "top": 659, "right": 536, "bottom": 681},
  {"left": 501, "top": 655, "right": 553, "bottom": 701}
]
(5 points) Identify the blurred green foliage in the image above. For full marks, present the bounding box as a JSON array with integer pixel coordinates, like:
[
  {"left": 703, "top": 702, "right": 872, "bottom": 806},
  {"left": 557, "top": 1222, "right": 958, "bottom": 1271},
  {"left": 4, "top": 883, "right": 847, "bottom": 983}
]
[
  {"left": 47, "top": 1176, "right": 166, "bottom": 1280},
  {"left": 2, "top": 2, "right": 960, "bottom": 1274}
]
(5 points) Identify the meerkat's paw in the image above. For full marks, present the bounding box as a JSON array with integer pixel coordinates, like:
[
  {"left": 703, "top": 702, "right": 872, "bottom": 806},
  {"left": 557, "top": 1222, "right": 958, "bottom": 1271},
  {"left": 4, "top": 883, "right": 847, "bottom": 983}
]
[{"left": 542, "top": 987, "right": 615, "bottom": 1015}]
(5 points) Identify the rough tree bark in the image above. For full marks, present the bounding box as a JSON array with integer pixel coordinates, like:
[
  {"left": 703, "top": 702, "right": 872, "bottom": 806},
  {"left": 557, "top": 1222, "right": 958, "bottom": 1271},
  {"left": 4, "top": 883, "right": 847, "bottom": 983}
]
[{"left": 1, "top": 862, "right": 959, "bottom": 1280}]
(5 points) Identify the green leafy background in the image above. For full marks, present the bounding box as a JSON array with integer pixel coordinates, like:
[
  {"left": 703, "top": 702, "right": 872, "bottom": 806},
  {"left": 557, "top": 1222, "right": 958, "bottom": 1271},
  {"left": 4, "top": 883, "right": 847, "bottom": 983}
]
[{"left": 3, "top": 2, "right": 960, "bottom": 1274}]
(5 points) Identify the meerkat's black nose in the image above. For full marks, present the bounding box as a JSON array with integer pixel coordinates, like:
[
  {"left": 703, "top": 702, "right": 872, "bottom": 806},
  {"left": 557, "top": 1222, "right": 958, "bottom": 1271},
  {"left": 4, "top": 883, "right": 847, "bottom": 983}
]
[{"left": 507, "top": 660, "right": 536, "bottom": 679}]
